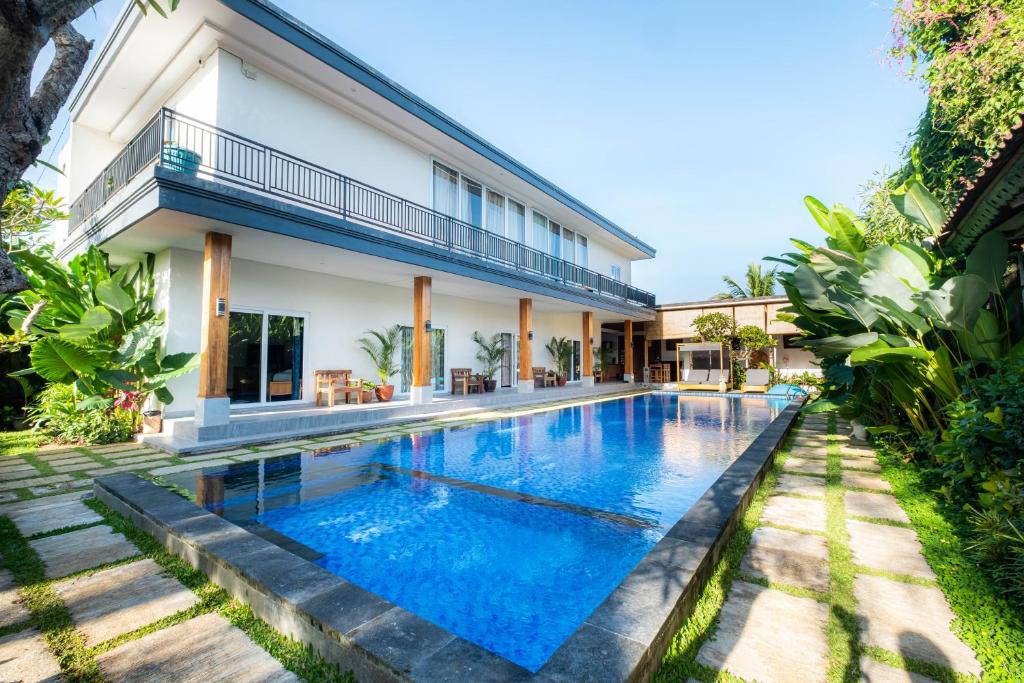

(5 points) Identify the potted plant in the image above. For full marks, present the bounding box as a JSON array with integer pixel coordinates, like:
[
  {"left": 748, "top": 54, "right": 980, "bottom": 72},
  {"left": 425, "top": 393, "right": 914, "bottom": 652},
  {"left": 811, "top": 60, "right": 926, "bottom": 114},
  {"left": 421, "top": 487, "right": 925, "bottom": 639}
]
[
  {"left": 471, "top": 331, "right": 505, "bottom": 392},
  {"left": 358, "top": 325, "right": 401, "bottom": 402},
  {"left": 593, "top": 345, "right": 612, "bottom": 382},
  {"left": 359, "top": 380, "right": 376, "bottom": 404},
  {"left": 546, "top": 336, "right": 572, "bottom": 386}
]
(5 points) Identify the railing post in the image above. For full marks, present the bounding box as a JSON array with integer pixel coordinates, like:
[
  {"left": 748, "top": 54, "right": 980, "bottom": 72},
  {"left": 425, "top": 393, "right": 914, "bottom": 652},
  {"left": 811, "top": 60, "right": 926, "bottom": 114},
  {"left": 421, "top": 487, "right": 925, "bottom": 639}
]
[{"left": 341, "top": 176, "right": 348, "bottom": 219}]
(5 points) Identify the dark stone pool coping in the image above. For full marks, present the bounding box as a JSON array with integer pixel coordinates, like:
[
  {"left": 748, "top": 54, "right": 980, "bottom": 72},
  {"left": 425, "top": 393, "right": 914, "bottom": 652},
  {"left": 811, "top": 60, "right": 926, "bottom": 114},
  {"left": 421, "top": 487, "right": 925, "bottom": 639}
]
[{"left": 94, "top": 398, "right": 803, "bottom": 682}]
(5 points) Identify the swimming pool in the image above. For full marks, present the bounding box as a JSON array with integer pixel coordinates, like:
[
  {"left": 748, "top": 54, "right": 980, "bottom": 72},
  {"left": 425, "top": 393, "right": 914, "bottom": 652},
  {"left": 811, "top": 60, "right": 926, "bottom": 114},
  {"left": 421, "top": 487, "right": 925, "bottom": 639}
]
[{"left": 163, "top": 392, "right": 789, "bottom": 672}]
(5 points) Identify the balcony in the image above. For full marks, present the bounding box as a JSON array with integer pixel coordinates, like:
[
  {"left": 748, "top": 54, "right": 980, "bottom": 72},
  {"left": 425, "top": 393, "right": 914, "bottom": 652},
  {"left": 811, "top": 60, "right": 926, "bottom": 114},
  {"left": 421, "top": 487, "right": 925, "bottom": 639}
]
[{"left": 69, "top": 109, "right": 656, "bottom": 309}]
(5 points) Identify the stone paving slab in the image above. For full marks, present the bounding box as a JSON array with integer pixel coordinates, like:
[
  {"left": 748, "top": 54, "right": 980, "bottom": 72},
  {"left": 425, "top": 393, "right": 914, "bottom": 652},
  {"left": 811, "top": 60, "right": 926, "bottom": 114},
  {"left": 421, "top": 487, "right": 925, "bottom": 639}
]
[
  {"left": 696, "top": 580, "right": 829, "bottom": 682},
  {"left": 762, "top": 494, "right": 826, "bottom": 533},
  {"left": 184, "top": 448, "right": 254, "bottom": 459},
  {"left": 845, "top": 491, "right": 910, "bottom": 523},
  {"left": 859, "top": 656, "right": 941, "bottom": 682},
  {"left": 96, "top": 612, "right": 298, "bottom": 682},
  {"left": 0, "top": 628, "right": 62, "bottom": 682},
  {"left": 108, "top": 453, "right": 175, "bottom": 467},
  {"left": 30, "top": 478, "right": 93, "bottom": 496},
  {"left": 740, "top": 526, "right": 830, "bottom": 592},
  {"left": 842, "top": 470, "right": 892, "bottom": 492},
  {"left": 0, "top": 490, "right": 91, "bottom": 515},
  {"left": 0, "top": 569, "right": 30, "bottom": 628},
  {"left": 8, "top": 498, "right": 102, "bottom": 537},
  {"left": 0, "top": 492, "right": 19, "bottom": 503},
  {"left": 149, "top": 460, "right": 233, "bottom": 476},
  {"left": 52, "top": 462, "right": 99, "bottom": 474},
  {"left": 853, "top": 574, "right": 981, "bottom": 676},
  {"left": 85, "top": 462, "right": 173, "bottom": 477},
  {"left": 847, "top": 520, "right": 936, "bottom": 580},
  {"left": 783, "top": 457, "right": 827, "bottom": 475},
  {"left": 55, "top": 558, "right": 200, "bottom": 645},
  {"left": 44, "top": 455, "right": 94, "bottom": 467},
  {"left": 89, "top": 443, "right": 145, "bottom": 454},
  {"left": 842, "top": 458, "right": 882, "bottom": 472},
  {"left": 788, "top": 446, "right": 829, "bottom": 460},
  {"left": 842, "top": 445, "right": 878, "bottom": 459},
  {"left": 30, "top": 525, "right": 139, "bottom": 579},
  {"left": 0, "top": 474, "right": 73, "bottom": 492},
  {"left": 773, "top": 473, "right": 826, "bottom": 498},
  {"left": 35, "top": 447, "right": 83, "bottom": 459},
  {"left": 0, "top": 466, "right": 41, "bottom": 481}
]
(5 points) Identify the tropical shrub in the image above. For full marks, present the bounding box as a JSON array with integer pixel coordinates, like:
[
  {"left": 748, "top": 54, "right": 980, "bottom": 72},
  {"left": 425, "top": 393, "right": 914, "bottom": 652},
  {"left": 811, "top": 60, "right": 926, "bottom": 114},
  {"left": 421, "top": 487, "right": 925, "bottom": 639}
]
[
  {"left": 772, "top": 175, "right": 1013, "bottom": 435},
  {"left": 28, "top": 383, "right": 136, "bottom": 444},
  {"left": 692, "top": 312, "right": 735, "bottom": 343},
  {"left": 545, "top": 336, "right": 573, "bottom": 378},
  {"left": 1, "top": 245, "right": 198, "bottom": 412},
  {"left": 358, "top": 325, "right": 401, "bottom": 385},
  {"left": 471, "top": 332, "right": 506, "bottom": 381}
]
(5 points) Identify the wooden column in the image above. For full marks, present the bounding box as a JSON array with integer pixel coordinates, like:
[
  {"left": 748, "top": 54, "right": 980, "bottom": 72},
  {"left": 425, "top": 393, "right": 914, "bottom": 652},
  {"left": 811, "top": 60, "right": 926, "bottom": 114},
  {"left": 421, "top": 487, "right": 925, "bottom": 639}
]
[
  {"left": 624, "top": 319, "right": 634, "bottom": 382},
  {"left": 581, "top": 311, "right": 593, "bottom": 384},
  {"left": 518, "top": 298, "right": 533, "bottom": 390},
  {"left": 412, "top": 276, "right": 432, "bottom": 403},
  {"left": 198, "top": 232, "right": 232, "bottom": 399}
]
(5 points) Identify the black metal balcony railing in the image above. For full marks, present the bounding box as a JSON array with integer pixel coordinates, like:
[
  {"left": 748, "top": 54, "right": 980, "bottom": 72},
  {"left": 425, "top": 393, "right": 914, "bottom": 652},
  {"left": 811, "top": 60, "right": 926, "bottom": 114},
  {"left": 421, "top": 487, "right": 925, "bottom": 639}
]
[{"left": 69, "top": 108, "right": 656, "bottom": 309}]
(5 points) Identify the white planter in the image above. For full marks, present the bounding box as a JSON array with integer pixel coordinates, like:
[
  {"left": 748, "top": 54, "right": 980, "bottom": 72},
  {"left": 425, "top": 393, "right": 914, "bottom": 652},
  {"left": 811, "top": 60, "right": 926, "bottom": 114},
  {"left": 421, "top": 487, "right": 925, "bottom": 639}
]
[{"left": 851, "top": 419, "right": 868, "bottom": 441}]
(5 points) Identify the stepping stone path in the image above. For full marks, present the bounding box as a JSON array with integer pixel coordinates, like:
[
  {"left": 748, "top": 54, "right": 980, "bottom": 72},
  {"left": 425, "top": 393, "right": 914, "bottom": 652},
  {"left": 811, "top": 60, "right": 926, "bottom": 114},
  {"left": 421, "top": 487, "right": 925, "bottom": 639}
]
[
  {"left": 697, "top": 417, "right": 982, "bottom": 682},
  {"left": 96, "top": 612, "right": 297, "bottom": 682},
  {"left": 55, "top": 559, "right": 200, "bottom": 645},
  {"left": 30, "top": 525, "right": 139, "bottom": 579},
  {"left": 1, "top": 480, "right": 304, "bottom": 681}
]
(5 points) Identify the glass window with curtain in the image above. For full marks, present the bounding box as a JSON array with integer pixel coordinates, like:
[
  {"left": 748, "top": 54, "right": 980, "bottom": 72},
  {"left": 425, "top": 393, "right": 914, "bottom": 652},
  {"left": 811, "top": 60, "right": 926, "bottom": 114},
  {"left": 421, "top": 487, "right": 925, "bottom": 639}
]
[
  {"left": 532, "top": 211, "right": 548, "bottom": 251},
  {"left": 549, "top": 221, "right": 562, "bottom": 259},
  {"left": 485, "top": 190, "right": 505, "bottom": 234},
  {"left": 576, "top": 234, "right": 589, "bottom": 267},
  {"left": 508, "top": 200, "right": 526, "bottom": 242},
  {"left": 432, "top": 162, "right": 458, "bottom": 217},
  {"left": 461, "top": 177, "right": 483, "bottom": 227},
  {"left": 561, "top": 227, "right": 575, "bottom": 264}
]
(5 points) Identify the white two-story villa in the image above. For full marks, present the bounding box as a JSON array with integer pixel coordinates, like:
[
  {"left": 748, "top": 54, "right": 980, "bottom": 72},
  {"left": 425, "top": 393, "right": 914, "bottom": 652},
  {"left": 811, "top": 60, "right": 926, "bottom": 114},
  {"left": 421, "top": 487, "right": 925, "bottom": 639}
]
[{"left": 56, "top": 0, "right": 657, "bottom": 446}]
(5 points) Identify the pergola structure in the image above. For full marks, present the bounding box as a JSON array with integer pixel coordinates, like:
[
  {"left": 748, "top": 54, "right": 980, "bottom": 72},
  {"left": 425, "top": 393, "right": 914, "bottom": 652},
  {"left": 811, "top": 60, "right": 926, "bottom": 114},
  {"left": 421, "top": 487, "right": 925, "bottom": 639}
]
[{"left": 674, "top": 341, "right": 727, "bottom": 389}]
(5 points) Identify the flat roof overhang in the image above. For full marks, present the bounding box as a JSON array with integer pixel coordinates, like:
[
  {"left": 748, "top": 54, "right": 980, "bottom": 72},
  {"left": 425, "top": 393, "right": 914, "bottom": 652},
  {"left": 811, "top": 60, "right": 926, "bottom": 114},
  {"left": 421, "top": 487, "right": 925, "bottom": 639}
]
[
  {"left": 68, "top": 0, "right": 655, "bottom": 259},
  {"left": 61, "top": 167, "right": 654, "bottom": 321}
]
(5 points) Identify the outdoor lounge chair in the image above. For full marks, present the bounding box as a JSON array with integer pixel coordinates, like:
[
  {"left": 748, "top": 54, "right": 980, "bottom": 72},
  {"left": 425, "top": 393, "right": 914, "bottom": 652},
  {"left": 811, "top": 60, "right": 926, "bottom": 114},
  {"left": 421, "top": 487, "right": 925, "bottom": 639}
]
[
  {"left": 741, "top": 369, "right": 771, "bottom": 393},
  {"left": 677, "top": 369, "right": 710, "bottom": 391},
  {"left": 532, "top": 367, "right": 555, "bottom": 387},
  {"left": 314, "top": 370, "right": 364, "bottom": 406},
  {"left": 451, "top": 368, "right": 483, "bottom": 395}
]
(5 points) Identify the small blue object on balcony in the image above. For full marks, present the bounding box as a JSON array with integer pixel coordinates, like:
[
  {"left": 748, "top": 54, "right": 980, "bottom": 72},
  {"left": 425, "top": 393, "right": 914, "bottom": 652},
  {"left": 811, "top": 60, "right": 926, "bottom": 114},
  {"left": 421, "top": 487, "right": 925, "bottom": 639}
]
[{"left": 161, "top": 145, "right": 202, "bottom": 175}]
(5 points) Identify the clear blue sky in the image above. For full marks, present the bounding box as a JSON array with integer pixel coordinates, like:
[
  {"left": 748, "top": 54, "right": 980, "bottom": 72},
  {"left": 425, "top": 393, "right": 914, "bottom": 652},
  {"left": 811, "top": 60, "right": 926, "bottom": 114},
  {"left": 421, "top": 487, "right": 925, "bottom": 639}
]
[{"left": 34, "top": 0, "right": 925, "bottom": 302}]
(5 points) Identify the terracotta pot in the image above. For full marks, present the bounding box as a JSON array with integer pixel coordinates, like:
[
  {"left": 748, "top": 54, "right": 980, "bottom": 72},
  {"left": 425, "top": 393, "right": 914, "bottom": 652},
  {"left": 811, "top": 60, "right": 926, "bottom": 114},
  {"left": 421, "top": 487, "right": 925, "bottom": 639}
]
[
  {"left": 483, "top": 379, "right": 497, "bottom": 392},
  {"left": 142, "top": 411, "right": 163, "bottom": 434},
  {"left": 375, "top": 384, "right": 395, "bottom": 402},
  {"left": 557, "top": 376, "right": 567, "bottom": 387},
  {"left": 360, "top": 389, "right": 375, "bottom": 403}
]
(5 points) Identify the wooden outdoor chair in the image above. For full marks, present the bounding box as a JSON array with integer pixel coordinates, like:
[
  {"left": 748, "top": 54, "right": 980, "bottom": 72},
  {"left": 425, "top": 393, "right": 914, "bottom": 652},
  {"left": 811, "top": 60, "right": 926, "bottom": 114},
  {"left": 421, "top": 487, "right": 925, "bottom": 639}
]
[
  {"left": 451, "top": 368, "right": 483, "bottom": 396},
  {"left": 532, "top": 367, "right": 555, "bottom": 387},
  {"left": 314, "top": 370, "right": 364, "bottom": 406}
]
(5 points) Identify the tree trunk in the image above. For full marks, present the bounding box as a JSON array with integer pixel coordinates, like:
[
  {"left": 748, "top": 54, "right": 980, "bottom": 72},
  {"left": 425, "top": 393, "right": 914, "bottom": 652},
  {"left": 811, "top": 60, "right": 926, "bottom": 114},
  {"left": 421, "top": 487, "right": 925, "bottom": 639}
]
[{"left": 0, "top": 0, "right": 96, "bottom": 293}]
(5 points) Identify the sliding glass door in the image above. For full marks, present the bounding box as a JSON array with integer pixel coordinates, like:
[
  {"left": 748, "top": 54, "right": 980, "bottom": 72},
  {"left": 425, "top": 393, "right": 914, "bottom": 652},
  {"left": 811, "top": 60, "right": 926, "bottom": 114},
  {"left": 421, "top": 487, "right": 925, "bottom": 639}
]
[
  {"left": 399, "top": 326, "right": 446, "bottom": 393},
  {"left": 227, "top": 309, "right": 306, "bottom": 405}
]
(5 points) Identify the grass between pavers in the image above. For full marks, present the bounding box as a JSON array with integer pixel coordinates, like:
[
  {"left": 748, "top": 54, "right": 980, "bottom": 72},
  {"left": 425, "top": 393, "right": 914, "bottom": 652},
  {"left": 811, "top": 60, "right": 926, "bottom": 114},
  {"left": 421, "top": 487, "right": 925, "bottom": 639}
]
[
  {"left": 653, "top": 418, "right": 799, "bottom": 682},
  {"left": 84, "top": 498, "right": 354, "bottom": 683},
  {"left": 874, "top": 443, "right": 1024, "bottom": 682}
]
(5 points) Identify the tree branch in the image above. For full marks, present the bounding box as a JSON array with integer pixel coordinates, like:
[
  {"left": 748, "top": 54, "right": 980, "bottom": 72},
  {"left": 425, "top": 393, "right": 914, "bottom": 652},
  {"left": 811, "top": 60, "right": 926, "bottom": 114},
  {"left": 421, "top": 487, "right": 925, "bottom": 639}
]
[
  {"left": 28, "top": 22, "right": 90, "bottom": 133},
  {"left": 0, "top": 248, "right": 29, "bottom": 293}
]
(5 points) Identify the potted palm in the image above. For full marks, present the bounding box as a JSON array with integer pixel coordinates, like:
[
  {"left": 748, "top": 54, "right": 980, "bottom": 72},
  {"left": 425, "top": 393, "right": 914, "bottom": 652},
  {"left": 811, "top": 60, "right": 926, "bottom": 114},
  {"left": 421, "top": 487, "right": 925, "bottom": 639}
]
[
  {"left": 546, "top": 336, "right": 572, "bottom": 386},
  {"left": 472, "top": 331, "right": 505, "bottom": 392},
  {"left": 358, "top": 325, "right": 401, "bottom": 402}
]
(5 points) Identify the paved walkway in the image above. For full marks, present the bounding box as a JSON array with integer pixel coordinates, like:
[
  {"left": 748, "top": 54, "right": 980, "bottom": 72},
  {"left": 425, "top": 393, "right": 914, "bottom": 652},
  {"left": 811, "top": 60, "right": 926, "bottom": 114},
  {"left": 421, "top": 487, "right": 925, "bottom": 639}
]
[
  {"left": 0, "top": 490, "right": 298, "bottom": 682},
  {"left": 695, "top": 414, "right": 983, "bottom": 683}
]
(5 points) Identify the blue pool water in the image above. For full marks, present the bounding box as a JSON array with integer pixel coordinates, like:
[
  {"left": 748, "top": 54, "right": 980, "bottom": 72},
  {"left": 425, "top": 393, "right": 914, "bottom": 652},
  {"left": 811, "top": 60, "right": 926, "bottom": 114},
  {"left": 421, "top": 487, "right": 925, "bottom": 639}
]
[{"left": 165, "top": 392, "right": 788, "bottom": 671}]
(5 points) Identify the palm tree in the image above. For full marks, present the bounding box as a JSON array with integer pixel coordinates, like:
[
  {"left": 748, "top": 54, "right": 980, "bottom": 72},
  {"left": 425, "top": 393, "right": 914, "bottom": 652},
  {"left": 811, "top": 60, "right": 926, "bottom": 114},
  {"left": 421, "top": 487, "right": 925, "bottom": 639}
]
[{"left": 713, "top": 263, "right": 778, "bottom": 300}]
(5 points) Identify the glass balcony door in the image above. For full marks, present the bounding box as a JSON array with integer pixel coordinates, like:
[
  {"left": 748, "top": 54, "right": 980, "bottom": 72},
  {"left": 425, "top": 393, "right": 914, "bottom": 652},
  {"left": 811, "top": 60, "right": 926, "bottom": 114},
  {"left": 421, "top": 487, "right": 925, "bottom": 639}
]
[{"left": 227, "top": 308, "right": 307, "bottom": 405}]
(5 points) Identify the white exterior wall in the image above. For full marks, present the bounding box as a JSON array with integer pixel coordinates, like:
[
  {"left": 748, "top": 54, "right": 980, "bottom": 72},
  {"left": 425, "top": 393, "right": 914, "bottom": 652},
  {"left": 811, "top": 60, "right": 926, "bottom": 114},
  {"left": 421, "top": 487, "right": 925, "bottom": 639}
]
[
  {"left": 214, "top": 50, "right": 430, "bottom": 205},
  {"left": 166, "top": 49, "right": 221, "bottom": 126},
  {"left": 156, "top": 247, "right": 585, "bottom": 416}
]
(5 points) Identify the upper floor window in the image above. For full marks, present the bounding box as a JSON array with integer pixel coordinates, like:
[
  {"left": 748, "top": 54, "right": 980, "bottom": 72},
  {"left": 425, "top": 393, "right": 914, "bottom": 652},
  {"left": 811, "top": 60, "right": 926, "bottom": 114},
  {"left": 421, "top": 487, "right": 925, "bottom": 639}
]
[
  {"left": 549, "top": 221, "right": 562, "bottom": 259},
  {"left": 576, "top": 235, "right": 588, "bottom": 268},
  {"left": 562, "top": 227, "right": 576, "bottom": 265},
  {"left": 508, "top": 200, "right": 526, "bottom": 242},
  {"left": 432, "top": 162, "right": 458, "bottom": 218},
  {"left": 611, "top": 264, "right": 622, "bottom": 281},
  {"left": 532, "top": 211, "right": 548, "bottom": 252},
  {"left": 462, "top": 177, "right": 483, "bottom": 228},
  {"left": 485, "top": 190, "right": 505, "bottom": 234}
]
